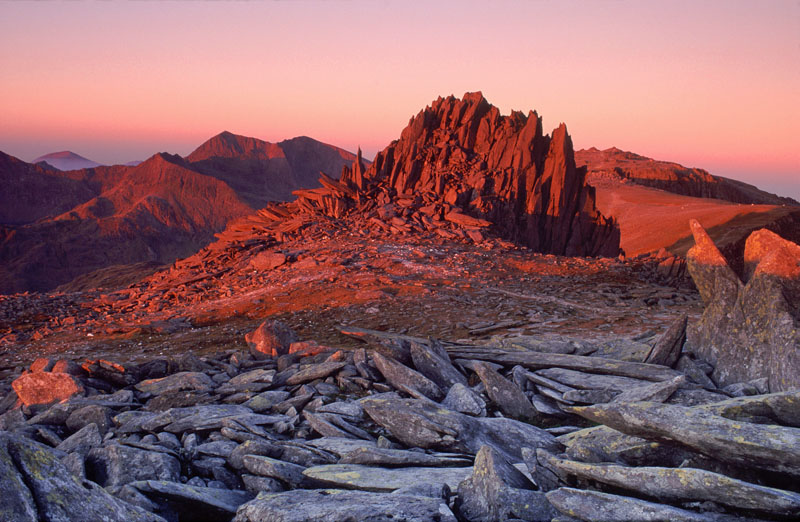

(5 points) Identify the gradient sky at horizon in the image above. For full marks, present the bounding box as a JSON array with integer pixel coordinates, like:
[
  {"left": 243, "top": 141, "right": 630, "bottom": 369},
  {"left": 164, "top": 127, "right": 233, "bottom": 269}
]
[{"left": 1, "top": 0, "right": 798, "bottom": 200}]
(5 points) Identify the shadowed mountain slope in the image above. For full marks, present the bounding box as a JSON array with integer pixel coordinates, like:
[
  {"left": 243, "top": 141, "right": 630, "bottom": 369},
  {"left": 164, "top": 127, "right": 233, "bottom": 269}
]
[{"left": 0, "top": 134, "right": 360, "bottom": 293}]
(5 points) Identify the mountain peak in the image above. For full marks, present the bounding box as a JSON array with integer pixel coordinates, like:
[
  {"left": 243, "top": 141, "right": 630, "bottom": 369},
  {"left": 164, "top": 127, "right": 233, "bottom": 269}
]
[
  {"left": 186, "top": 132, "right": 284, "bottom": 162},
  {"left": 33, "top": 151, "right": 102, "bottom": 171}
]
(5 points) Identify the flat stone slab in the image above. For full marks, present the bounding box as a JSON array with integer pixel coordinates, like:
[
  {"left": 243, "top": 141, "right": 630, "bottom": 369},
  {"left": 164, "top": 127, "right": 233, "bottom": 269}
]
[
  {"left": 233, "top": 488, "right": 457, "bottom": 522},
  {"left": 302, "top": 464, "right": 473, "bottom": 492},
  {"left": 131, "top": 480, "right": 253, "bottom": 517}
]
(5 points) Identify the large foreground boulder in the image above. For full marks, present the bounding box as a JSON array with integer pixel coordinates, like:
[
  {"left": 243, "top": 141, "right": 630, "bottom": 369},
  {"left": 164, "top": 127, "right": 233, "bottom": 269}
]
[
  {"left": 686, "top": 221, "right": 800, "bottom": 391},
  {"left": 0, "top": 432, "right": 164, "bottom": 522}
]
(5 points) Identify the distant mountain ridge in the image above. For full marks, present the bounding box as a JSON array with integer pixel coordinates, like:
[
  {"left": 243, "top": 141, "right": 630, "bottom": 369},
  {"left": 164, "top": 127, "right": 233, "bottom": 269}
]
[
  {"left": 33, "top": 150, "right": 102, "bottom": 171},
  {"left": 576, "top": 147, "right": 798, "bottom": 206},
  {"left": 0, "top": 133, "right": 359, "bottom": 293}
]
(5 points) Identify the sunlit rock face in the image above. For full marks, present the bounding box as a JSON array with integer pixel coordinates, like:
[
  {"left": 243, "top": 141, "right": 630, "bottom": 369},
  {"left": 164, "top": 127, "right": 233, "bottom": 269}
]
[
  {"left": 342, "top": 92, "right": 620, "bottom": 257},
  {"left": 687, "top": 219, "right": 800, "bottom": 391}
]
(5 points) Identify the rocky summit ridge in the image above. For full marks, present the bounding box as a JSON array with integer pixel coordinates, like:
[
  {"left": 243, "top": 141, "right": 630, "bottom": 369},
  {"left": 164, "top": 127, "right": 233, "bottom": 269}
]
[{"left": 350, "top": 92, "right": 621, "bottom": 257}]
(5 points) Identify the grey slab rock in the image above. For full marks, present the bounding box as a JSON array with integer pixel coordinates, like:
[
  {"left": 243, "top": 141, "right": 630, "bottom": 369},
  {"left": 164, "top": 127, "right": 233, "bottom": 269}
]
[
  {"left": 65, "top": 404, "right": 113, "bottom": 435},
  {"left": 676, "top": 355, "right": 718, "bottom": 390},
  {"left": 392, "top": 482, "right": 451, "bottom": 499},
  {"left": 60, "top": 451, "right": 86, "bottom": 480},
  {"left": 456, "top": 445, "right": 555, "bottom": 522},
  {"left": 243, "top": 390, "right": 291, "bottom": 413},
  {"left": 56, "top": 421, "right": 102, "bottom": 456},
  {"left": 87, "top": 443, "right": 181, "bottom": 487},
  {"left": 227, "top": 368, "right": 275, "bottom": 387},
  {"left": 1, "top": 432, "right": 165, "bottom": 522},
  {"left": 373, "top": 352, "right": 444, "bottom": 401},
  {"left": 303, "top": 463, "right": 472, "bottom": 492},
  {"left": 140, "top": 404, "right": 252, "bottom": 432},
  {"left": 537, "top": 368, "right": 648, "bottom": 393},
  {"left": 241, "top": 474, "right": 284, "bottom": 495},
  {"left": 131, "top": 480, "right": 253, "bottom": 521},
  {"left": 612, "top": 375, "right": 686, "bottom": 404},
  {"left": 546, "top": 487, "right": 743, "bottom": 522},
  {"left": 697, "top": 390, "right": 800, "bottom": 427},
  {"left": 242, "top": 454, "right": 310, "bottom": 488},
  {"left": 644, "top": 314, "right": 687, "bottom": 367},
  {"left": 196, "top": 439, "right": 238, "bottom": 459},
  {"left": 233, "top": 488, "right": 457, "bottom": 522},
  {"left": 362, "top": 397, "right": 559, "bottom": 462},
  {"left": 539, "top": 450, "right": 800, "bottom": 517},
  {"left": 316, "top": 400, "right": 364, "bottom": 420},
  {"left": 474, "top": 361, "right": 539, "bottom": 422},
  {"left": 305, "top": 437, "right": 377, "bottom": 458},
  {"left": 0, "top": 434, "right": 38, "bottom": 522},
  {"left": 557, "top": 425, "right": 697, "bottom": 467},
  {"left": 285, "top": 361, "right": 346, "bottom": 385},
  {"left": 409, "top": 340, "right": 468, "bottom": 390},
  {"left": 339, "top": 446, "right": 472, "bottom": 467},
  {"left": 570, "top": 401, "right": 800, "bottom": 477},
  {"left": 442, "top": 383, "right": 486, "bottom": 416},
  {"left": 135, "top": 371, "right": 215, "bottom": 394},
  {"left": 228, "top": 440, "right": 281, "bottom": 470}
]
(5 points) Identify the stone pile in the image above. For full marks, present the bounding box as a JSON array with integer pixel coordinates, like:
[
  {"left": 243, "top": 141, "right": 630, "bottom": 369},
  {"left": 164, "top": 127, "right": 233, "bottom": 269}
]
[{"left": 1, "top": 313, "right": 798, "bottom": 521}]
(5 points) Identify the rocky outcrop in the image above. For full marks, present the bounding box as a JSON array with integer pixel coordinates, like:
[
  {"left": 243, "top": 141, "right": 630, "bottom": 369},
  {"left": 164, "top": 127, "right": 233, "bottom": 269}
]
[
  {"left": 686, "top": 220, "right": 800, "bottom": 391},
  {"left": 577, "top": 146, "right": 799, "bottom": 206},
  {"left": 343, "top": 92, "right": 620, "bottom": 256}
]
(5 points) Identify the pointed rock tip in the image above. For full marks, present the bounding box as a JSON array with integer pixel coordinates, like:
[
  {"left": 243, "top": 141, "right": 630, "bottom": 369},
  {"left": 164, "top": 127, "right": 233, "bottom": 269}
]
[{"left": 687, "top": 219, "right": 728, "bottom": 266}]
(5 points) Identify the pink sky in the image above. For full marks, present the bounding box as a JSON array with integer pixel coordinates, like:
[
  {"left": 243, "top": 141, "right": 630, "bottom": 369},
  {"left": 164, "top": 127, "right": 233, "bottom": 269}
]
[{"left": 1, "top": 1, "right": 798, "bottom": 200}]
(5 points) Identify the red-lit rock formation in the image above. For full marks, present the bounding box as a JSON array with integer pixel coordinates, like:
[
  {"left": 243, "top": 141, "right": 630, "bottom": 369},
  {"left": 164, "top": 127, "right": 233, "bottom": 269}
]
[
  {"left": 336, "top": 92, "right": 620, "bottom": 256},
  {"left": 686, "top": 220, "right": 800, "bottom": 391}
]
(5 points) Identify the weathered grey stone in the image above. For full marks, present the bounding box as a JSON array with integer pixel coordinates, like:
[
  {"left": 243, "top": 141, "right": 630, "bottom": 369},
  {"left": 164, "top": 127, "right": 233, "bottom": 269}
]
[
  {"left": 316, "top": 400, "right": 364, "bottom": 420},
  {"left": 539, "top": 450, "right": 800, "bottom": 517},
  {"left": 1, "top": 432, "right": 165, "bottom": 522},
  {"left": 557, "top": 425, "right": 696, "bottom": 468},
  {"left": 233, "top": 488, "right": 457, "bottom": 522},
  {"left": 60, "top": 451, "right": 86, "bottom": 480},
  {"left": 139, "top": 404, "right": 251, "bottom": 432},
  {"left": 304, "top": 411, "right": 374, "bottom": 440},
  {"left": 241, "top": 474, "right": 284, "bottom": 495},
  {"left": 339, "top": 446, "right": 472, "bottom": 467},
  {"left": 570, "top": 401, "right": 800, "bottom": 477},
  {"left": 242, "top": 390, "right": 291, "bottom": 413},
  {"left": 392, "top": 482, "right": 451, "bottom": 499},
  {"left": 442, "top": 383, "right": 486, "bottom": 416},
  {"left": 474, "top": 362, "right": 539, "bottom": 422},
  {"left": 228, "top": 440, "right": 280, "bottom": 470},
  {"left": 409, "top": 340, "right": 468, "bottom": 391},
  {"left": 242, "top": 454, "right": 310, "bottom": 488},
  {"left": 285, "top": 361, "right": 346, "bottom": 385},
  {"left": 537, "top": 368, "right": 648, "bottom": 393},
  {"left": 303, "top": 463, "right": 472, "bottom": 492},
  {"left": 373, "top": 352, "right": 444, "bottom": 401},
  {"left": 196, "top": 439, "right": 238, "bottom": 459},
  {"left": 456, "top": 445, "right": 554, "bottom": 522},
  {"left": 0, "top": 434, "right": 37, "bottom": 522},
  {"left": 227, "top": 368, "right": 275, "bottom": 387},
  {"left": 686, "top": 222, "right": 800, "bottom": 391},
  {"left": 305, "top": 437, "right": 377, "bottom": 458},
  {"left": 87, "top": 443, "right": 181, "bottom": 487},
  {"left": 65, "top": 404, "right": 114, "bottom": 435},
  {"left": 612, "top": 375, "right": 686, "bottom": 404},
  {"left": 362, "top": 397, "right": 559, "bottom": 462},
  {"left": 643, "top": 315, "right": 687, "bottom": 367},
  {"left": 135, "top": 371, "right": 215, "bottom": 395},
  {"left": 546, "top": 487, "right": 742, "bottom": 522},
  {"left": 696, "top": 390, "right": 800, "bottom": 427},
  {"left": 131, "top": 480, "right": 253, "bottom": 521},
  {"left": 56, "top": 422, "right": 102, "bottom": 456}
]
